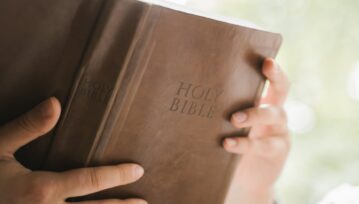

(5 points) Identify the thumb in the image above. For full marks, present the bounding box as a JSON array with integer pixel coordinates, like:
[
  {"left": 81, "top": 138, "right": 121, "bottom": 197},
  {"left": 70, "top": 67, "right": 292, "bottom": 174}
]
[{"left": 0, "top": 97, "right": 61, "bottom": 156}]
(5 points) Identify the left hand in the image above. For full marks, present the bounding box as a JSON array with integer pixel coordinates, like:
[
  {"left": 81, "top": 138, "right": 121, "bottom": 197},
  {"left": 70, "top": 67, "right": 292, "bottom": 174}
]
[
  {"left": 223, "top": 58, "right": 291, "bottom": 204},
  {"left": 0, "top": 97, "right": 147, "bottom": 204}
]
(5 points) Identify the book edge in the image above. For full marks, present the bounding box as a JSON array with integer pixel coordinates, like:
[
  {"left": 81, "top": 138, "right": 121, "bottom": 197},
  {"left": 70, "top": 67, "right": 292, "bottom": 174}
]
[
  {"left": 139, "top": 0, "right": 279, "bottom": 34},
  {"left": 221, "top": 37, "right": 283, "bottom": 203}
]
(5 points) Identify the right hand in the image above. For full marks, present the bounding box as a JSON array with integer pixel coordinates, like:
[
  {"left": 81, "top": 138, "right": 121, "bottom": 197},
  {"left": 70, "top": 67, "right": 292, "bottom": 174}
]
[
  {"left": 223, "top": 58, "right": 290, "bottom": 204},
  {"left": 0, "top": 97, "right": 147, "bottom": 204}
]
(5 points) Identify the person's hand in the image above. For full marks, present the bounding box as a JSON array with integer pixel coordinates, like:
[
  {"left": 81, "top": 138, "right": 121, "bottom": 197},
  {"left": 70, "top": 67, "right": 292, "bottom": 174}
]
[
  {"left": 223, "top": 58, "right": 290, "bottom": 204},
  {"left": 0, "top": 97, "right": 147, "bottom": 204}
]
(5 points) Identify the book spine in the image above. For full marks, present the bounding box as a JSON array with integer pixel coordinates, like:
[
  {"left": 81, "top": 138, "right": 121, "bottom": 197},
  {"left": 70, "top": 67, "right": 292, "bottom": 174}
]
[
  {"left": 44, "top": 0, "right": 150, "bottom": 171},
  {"left": 13, "top": 0, "right": 105, "bottom": 171},
  {"left": 88, "top": 5, "right": 162, "bottom": 166},
  {"left": 86, "top": 3, "right": 158, "bottom": 165}
]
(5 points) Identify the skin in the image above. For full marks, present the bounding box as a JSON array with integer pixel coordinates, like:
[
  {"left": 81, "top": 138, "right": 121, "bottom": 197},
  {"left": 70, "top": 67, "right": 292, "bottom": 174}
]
[
  {"left": 224, "top": 58, "right": 290, "bottom": 204},
  {"left": 0, "top": 58, "right": 289, "bottom": 204},
  {"left": 0, "top": 98, "right": 147, "bottom": 204}
]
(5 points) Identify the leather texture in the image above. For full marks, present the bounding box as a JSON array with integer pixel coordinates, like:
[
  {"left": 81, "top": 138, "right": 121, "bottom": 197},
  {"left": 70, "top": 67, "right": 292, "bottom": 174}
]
[
  {"left": 0, "top": 0, "right": 282, "bottom": 203},
  {"left": 0, "top": 0, "right": 104, "bottom": 169}
]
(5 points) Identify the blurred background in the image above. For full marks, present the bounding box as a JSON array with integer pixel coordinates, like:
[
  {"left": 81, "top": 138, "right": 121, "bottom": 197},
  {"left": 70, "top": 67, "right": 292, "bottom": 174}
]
[{"left": 153, "top": 0, "right": 359, "bottom": 203}]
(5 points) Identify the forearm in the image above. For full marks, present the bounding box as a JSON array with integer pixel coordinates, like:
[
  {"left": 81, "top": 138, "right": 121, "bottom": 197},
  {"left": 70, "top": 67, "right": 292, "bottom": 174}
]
[
  {"left": 237, "top": 188, "right": 274, "bottom": 204},
  {"left": 225, "top": 184, "right": 274, "bottom": 204}
]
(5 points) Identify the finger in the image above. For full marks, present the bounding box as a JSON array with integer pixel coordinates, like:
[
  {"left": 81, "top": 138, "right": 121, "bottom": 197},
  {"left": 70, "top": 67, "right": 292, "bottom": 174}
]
[
  {"left": 223, "top": 137, "right": 250, "bottom": 154},
  {"left": 0, "top": 97, "right": 61, "bottom": 155},
  {"left": 58, "top": 164, "right": 144, "bottom": 198},
  {"left": 248, "top": 125, "right": 289, "bottom": 139},
  {"left": 231, "top": 106, "right": 287, "bottom": 129},
  {"left": 76, "top": 199, "right": 147, "bottom": 204},
  {"left": 223, "top": 136, "right": 290, "bottom": 158},
  {"left": 261, "top": 58, "right": 290, "bottom": 105}
]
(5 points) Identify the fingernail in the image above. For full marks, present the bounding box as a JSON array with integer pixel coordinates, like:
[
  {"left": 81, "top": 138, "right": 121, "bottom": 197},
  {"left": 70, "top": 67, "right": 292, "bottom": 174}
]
[
  {"left": 134, "top": 165, "right": 144, "bottom": 178},
  {"left": 233, "top": 112, "right": 247, "bottom": 123},
  {"left": 34, "top": 97, "right": 54, "bottom": 118},
  {"left": 225, "top": 138, "right": 237, "bottom": 147}
]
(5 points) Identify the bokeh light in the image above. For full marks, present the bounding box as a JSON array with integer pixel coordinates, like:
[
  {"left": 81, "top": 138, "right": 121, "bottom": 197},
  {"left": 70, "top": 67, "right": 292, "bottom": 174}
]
[
  {"left": 347, "top": 63, "right": 359, "bottom": 101},
  {"left": 285, "top": 100, "right": 316, "bottom": 134}
]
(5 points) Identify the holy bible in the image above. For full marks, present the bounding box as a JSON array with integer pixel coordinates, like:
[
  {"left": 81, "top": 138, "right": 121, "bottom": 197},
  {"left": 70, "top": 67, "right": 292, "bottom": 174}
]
[{"left": 0, "top": 0, "right": 282, "bottom": 203}]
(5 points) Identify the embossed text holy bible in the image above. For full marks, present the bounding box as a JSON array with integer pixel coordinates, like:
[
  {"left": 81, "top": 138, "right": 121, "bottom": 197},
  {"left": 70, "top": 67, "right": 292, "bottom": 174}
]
[{"left": 0, "top": 0, "right": 282, "bottom": 203}]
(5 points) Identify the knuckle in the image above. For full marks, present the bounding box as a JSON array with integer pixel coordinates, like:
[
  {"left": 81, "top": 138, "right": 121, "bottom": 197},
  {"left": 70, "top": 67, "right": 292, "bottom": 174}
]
[
  {"left": 21, "top": 176, "right": 57, "bottom": 203},
  {"left": 116, "top": 165, "right": 139, "bottom": 184},
  {"left": 265, "top": 106, "right": 288, "bottom": 125},
  {"left": 117, "top": 166, "right": 129, "bottom": 183},
  {"left": 264, "top": 106, "right": 275, "bottom": 117},
  {"left": 16, "top": 113, "right": 39, "bottom": 134},
  {"left": 86, "top": 168, "right": 102, "bottom": 190},
  {"left": 257, "top": 140, "right": 274, "bottom": 156},
  {"left": 256, "top": 138, "right": 289, "bottom": 158}
]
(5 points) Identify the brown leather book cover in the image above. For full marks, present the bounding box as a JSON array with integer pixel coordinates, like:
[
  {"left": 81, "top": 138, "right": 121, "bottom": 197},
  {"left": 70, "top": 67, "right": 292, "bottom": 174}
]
[{"left": 0, "top": 0, "right": 282, "bottom": 203}]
